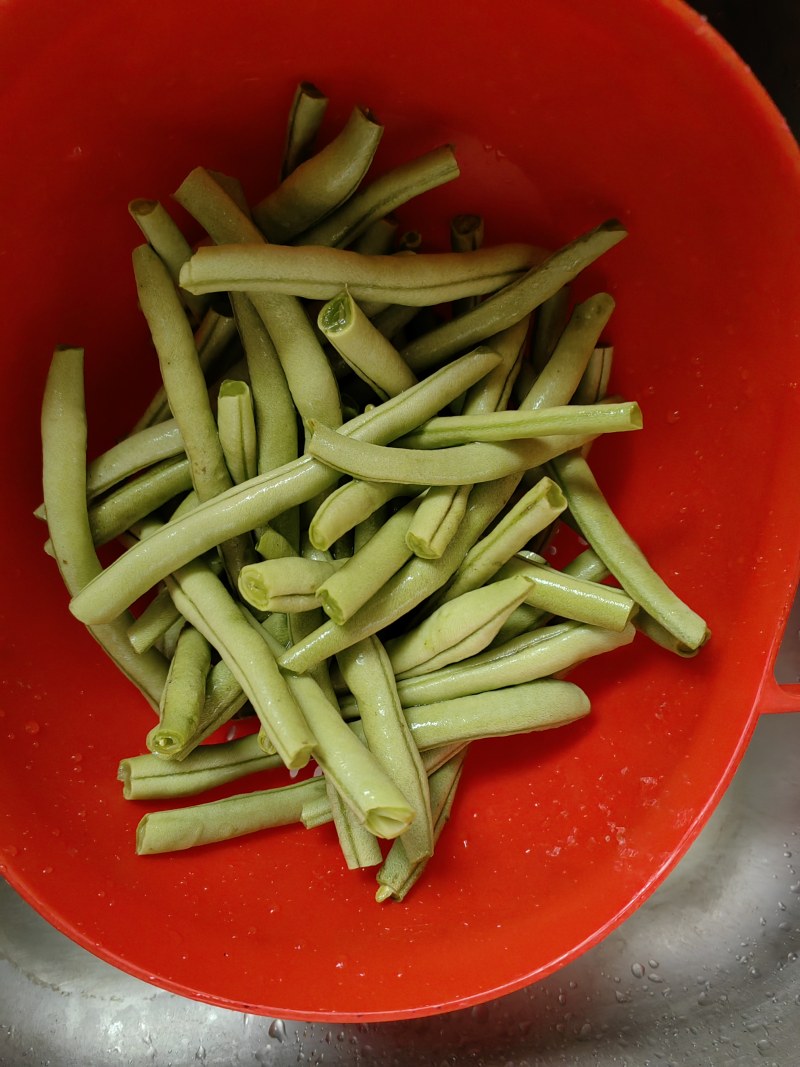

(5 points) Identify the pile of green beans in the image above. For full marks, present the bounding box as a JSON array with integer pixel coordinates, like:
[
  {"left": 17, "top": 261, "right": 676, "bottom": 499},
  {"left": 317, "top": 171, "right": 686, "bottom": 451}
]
[{"left": 39, "top": 82, "right": 709, "bottom": 903}]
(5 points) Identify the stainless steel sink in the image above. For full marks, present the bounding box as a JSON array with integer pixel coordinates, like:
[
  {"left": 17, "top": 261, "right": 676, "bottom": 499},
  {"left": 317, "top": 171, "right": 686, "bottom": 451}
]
[{"left": 2, "top": 4, "right": 798, "bottom": 1064}]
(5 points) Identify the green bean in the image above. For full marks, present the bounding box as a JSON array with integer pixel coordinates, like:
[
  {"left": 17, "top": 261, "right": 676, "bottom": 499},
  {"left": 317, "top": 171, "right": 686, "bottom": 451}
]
[
  {"left": 128, "top": 198, "right": 207, "bottom": 323},
  {"left": 119, "top": 732, "right": 280, "bottom": 800},
  {"left": 370, "top": 302, "right": 420, "bottom": 342},
  {"left": 390, "top": 623, "right": 609, "bottom": 708},
  {"left": 278, "top": 474, "right": 519, "bottom": 674},
  {"left": 634, "top": 610, "right": 704, "bottom": 657},
  {"left": 337, "top": 637, "right": 433, "bottom": 863},
  {"left": 494, "top": 547, "right": 610, "bottom": 643},
  {"left": 495, "top": 557, "right": 635, "bottom": 631},
  {"left": 130, "top": 299, "right": 239, "bottom": 434},
  {"left": 450, "top": 213, "right": 485, "bottom": 318},
  {"left": 84, "top": 419, "right": 184, "bottom": 501},
  {"left": 230, "top": 293, "right": 299, "bottom": 546},
  {"left": 69, "top": 347, "right": 501, "bottom": 626},
  {"left": 309, "top": 480, "right": 412, "bottom": 552},
  {"left": 174, "top": 167, "right": 342, "bottom": 431},
  {"left": 399, "top": 401, "right": 641, "bottom": 448},
  {"left": 255, "top": 523, "right": 297, "bottom": 560},
  {"left": 216, "top": 379, "right": 258, "bottom": 484},
  {"left": 135, "top": 777, "right": 327, "bottom": 855},
  {"left": 133, "top": 250, "right": 255, "bottom": 578},
  {"left": 400, "top": 220, "right": 626, "bottom": 371},
  {"left": 461, "top": 318, "right": 530, "bottom": 414},
  {"left": 238, "top": 556, "right": 340, "bottom": 613},
  {"left": 318, "top": 289, "right": 417, "bottom": 399},
  {"left": 300, "top": 789, "right": 336, "bottom": 829},
  {"left": 316, "top": 498, "right": 420, "bottom": 625},
  {"left": 520, "top": 294, "right": 615, "bottom": 411},
  {"left": 405, "top": 484, "right": 471, "bottom": 559},
  {"left": 352, "top": 215, "right": 399, "bottom": 255},
  {"left": 149, "top": 646, "right": 250, "bottom": 764},
  {"left": 306, "top": 423, "right": 586, "bottom": 487},
  {"left": 574, "top": 344, "right": 614, "bottom": 404},
  {"left": 87, "top": 456, "right": 192, "bottom": 546},
  {"left": 451, "top": 213, "right": 484, "bottom": 254},
  {"left": 441, "top": 476, "right": 567, "bottom": 602},
  {"left": 376, "top": 748, "right": 467, "bottom": 902},
  {"left": 132, "top": 245, "right": 234, "bottom": 501},
  {"left": 404, "top": 677, "right": 590, "bottom": 750},
  {"left": 137, "top": 494, "right": 251, "bottom": 755},
  {"left": 353, "top": 500, "right": 389, "bottom": 551},
  {"left": 41, "top": 347, "right": 168, "bottom": 709},
  {"left": 192, "top": 297, "right": 240, "bottom": 372},
  {"left": 280, "top": 81, "right": 328, "bottom": 180},
  {"left": 163, "top": 554, "right": 315, "bottom": 769},
  {"left": 325, "top": 777, "right": 383, "bottom": 869},
  {"left": 180, "top": 240, "right": 544, "bottom": 306},
  {"left": 398, "top": 230, "right": 423, "bottom": 253},
  {"left": 387, "top": 574, "right": 534, "bottom": 678},
  {"left": 286, "top": 603, "right": 340, "bottom": 708},
  {"left": 548, "top": 450, "right": 710, "bottom": 651},
  {"left": 127, "top": 587, "right": 183, "bottom": 655},
  {"left": 253, "top": 106, "right": 383, "bottom": 242},
  {"left": 295, "top": 144, "right": 460, "bottom": 248},
  {"left": 147, "top": 624, "right": 211, "bottom": 756}
]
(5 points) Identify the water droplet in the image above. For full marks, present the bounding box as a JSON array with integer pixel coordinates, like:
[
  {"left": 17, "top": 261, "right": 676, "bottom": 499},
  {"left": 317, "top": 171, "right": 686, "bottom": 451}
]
[
  {"left": 195, "top": 1045, "right": 207, "bottom": 1062},
  {"left": 790, "top": 883, "right": 800, "bottom": 894},
  {"left": 631, "top": 962, "right": 645, "bottom": 978},
  {"left": 578, "top": 1022, "right": 593, "bottom": 1040},
  {"left": 648, "top": 973, "right": 664, "bottom": 984},
  {"left": 24, "top": 720, "right": 40, "bottom": 734},
  {"left": 648, "top": 959, "right": 659, "bottom": 969},
  {"left": 697, "top": 991, "right": 710, "bottom": 1006},
  {"left": 268, "top": 1019, "right": 286, "bottom": 1043},
  {"left": 666, "top": 410, "right": 681, "bottom": 424},
  {"left": 615, "top": 990, "right": 631, "bottom": 1004},
  {"left": 41, "top": 866, "right": 53, "bottom": 875}
]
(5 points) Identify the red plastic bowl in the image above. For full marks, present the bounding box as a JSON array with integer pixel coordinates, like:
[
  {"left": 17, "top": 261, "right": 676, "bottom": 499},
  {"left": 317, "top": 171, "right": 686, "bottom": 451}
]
[{"left": 1, "top": 0, "right": 799, "bottom": 1022}]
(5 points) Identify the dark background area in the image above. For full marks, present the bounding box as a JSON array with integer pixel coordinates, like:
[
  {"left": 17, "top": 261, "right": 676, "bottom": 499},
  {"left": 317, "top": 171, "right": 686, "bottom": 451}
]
[{"left": 693, "top": 0, "right": 799, "bottom": 132}]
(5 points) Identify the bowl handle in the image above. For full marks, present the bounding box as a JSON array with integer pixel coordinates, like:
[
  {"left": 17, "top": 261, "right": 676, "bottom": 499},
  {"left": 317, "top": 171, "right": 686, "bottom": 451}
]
[{"left": 757, "top": 674, "right": 800, "bottom": 715}]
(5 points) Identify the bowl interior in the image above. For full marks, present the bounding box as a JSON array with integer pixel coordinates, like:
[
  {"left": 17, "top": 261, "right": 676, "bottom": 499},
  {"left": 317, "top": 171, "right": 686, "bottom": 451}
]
[{"left": 1, "top": 0, "right": 799, "bottom": 1020}]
